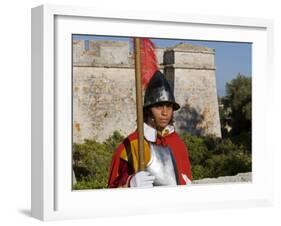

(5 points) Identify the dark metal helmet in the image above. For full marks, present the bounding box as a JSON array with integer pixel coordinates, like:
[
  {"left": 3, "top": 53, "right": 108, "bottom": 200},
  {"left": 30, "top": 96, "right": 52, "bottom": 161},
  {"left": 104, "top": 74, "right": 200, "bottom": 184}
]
[{"left": 143, "top": 71, "right": 180, "bottom": 111}]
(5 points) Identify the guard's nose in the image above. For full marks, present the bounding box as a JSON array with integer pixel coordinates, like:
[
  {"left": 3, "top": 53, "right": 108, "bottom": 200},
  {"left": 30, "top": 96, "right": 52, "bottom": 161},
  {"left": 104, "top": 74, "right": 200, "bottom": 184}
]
[{"left": 162, "top": 106, "right": 168, "bottom": 115}]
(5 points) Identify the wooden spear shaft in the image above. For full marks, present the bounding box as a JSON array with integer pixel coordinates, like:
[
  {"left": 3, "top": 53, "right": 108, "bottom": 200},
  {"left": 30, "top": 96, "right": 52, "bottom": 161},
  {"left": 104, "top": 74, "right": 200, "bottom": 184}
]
[{"left": 134, "top": 37, "right": 145, "bottom": 171}]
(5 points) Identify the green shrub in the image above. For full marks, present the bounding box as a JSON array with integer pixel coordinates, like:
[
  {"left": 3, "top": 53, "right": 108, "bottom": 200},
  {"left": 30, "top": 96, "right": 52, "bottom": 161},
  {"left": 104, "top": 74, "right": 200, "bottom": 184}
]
[
  {"left": 73, "top": 131, "right": 251, "bottom": 189},
  {"left": 73, "top": 131, "right": 124, "bottom": 189},
  {"left": 181, "top": 133, "right": 209, "bottom": 165},
  {"left": 181, "top": 133, "right": 251, "bottom": 180},
  {"left": 103, "top": 130, "right": 125, "bottom": 151}
]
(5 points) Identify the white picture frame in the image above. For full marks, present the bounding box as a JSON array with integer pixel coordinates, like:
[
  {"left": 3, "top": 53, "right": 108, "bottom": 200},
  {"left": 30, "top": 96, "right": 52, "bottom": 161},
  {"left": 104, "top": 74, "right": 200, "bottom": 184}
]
[{"left": 31, "top": 4, "right": 274, "bottom": 221}]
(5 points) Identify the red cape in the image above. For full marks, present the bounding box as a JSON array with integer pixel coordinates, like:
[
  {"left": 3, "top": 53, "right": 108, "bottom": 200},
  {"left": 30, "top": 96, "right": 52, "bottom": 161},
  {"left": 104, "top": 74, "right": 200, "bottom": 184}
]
[{"left": 108, "top": 131, "right": 192, "bottom": 187}]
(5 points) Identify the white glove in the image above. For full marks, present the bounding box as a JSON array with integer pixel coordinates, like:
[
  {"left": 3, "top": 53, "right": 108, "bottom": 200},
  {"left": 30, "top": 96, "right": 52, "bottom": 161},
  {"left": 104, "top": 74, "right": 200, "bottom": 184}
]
[{"left": 130, "top": 171, "right": 155, "bottom": 188}]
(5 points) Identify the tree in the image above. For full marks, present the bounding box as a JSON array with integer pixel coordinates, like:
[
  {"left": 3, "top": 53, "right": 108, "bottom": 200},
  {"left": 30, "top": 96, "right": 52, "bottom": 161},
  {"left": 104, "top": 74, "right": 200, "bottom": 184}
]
[
  {"left": 220, "top": 74, "right": 252, "bottom": 151},
  {"left": 222, "top": 74, "right": 251, "bottom": 135}
]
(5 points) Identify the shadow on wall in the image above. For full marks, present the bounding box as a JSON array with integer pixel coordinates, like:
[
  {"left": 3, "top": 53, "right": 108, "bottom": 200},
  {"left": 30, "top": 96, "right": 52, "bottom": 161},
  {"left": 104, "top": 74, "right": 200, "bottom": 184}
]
[
  {"left": 164, "top": 68, "right": 207, "bottom": 136},
  {"left": 174, "top": 101, "right": 205, "bottom": 136}
]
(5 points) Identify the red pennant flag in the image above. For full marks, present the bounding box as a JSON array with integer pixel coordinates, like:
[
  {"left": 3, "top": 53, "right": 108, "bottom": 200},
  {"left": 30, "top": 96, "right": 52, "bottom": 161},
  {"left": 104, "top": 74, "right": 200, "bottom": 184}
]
[{"left": 140, "top": 38, "right": 158, "bottom": 89}]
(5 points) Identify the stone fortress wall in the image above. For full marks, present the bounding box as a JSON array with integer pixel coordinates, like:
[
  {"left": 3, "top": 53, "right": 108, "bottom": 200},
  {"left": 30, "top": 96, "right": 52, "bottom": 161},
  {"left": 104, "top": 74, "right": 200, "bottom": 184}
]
[{"left": 73, "top": 40, "right": 221, "bottom": 143}]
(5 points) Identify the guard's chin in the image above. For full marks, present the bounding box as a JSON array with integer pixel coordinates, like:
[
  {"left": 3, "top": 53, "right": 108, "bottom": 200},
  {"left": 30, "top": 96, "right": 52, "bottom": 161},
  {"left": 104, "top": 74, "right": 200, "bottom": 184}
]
[{"left": 157, "top": 123, "right": 168, "bottom": 131}]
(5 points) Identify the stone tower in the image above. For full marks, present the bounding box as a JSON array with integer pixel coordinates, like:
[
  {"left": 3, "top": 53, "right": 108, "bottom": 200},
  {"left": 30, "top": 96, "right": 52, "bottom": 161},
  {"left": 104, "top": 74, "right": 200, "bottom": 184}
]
[
  {"left": 164, "top": 43, "right": 221, "bottom": 137},
  {"left": 72, "top": 40, "right": 221, "bottom": 143}
]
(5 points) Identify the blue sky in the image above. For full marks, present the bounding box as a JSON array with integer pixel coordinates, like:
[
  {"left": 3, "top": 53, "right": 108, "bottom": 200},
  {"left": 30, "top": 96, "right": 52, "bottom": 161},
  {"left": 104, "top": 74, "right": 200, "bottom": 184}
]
[{"left": 73, "top": 35, "right": 252, "bottom": 97}]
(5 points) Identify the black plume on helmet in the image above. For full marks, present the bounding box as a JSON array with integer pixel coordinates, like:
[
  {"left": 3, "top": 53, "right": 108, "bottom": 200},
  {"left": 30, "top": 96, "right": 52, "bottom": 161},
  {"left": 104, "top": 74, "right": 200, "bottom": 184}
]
[{"left": 143, "top": 71, "right": 180, "bottom": 111}]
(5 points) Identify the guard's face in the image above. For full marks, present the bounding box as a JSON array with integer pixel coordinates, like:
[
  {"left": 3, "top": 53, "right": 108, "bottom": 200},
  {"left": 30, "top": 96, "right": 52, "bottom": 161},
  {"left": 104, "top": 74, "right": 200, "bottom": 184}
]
[{"left": 151, "top": 103, "right": 173, "bottom": 130}]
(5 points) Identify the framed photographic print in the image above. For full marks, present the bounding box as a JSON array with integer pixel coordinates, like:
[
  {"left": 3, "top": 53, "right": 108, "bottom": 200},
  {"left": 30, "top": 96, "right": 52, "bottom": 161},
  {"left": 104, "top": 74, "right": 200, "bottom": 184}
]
[{"left": 31, "top": 4, "right": 274, "bottom": 221}]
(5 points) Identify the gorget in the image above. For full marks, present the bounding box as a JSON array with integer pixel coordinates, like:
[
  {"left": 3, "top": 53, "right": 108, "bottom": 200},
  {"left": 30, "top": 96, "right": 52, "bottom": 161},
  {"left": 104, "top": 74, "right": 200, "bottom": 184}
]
[{"left": 146, "top": 143, "right": 177, "bottom": 186}]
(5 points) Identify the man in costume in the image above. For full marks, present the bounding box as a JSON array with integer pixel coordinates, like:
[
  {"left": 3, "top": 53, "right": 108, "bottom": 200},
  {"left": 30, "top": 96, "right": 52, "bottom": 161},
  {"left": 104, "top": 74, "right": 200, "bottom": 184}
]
[{"left": 108, "top": 70, "right": 192, "bottom": 188}]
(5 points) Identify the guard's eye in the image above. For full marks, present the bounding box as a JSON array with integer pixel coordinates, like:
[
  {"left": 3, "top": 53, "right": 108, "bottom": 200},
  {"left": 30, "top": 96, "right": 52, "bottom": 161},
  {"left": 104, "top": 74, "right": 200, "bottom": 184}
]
[{"left": 154, "top": 102, "right": 173, "bottom": 108}]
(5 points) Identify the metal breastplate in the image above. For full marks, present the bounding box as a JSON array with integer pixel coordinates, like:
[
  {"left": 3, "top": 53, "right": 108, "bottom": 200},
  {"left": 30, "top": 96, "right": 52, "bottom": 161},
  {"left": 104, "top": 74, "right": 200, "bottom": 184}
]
[{"left": 146, "top": 143, "right": 177, "bottom": 186}]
